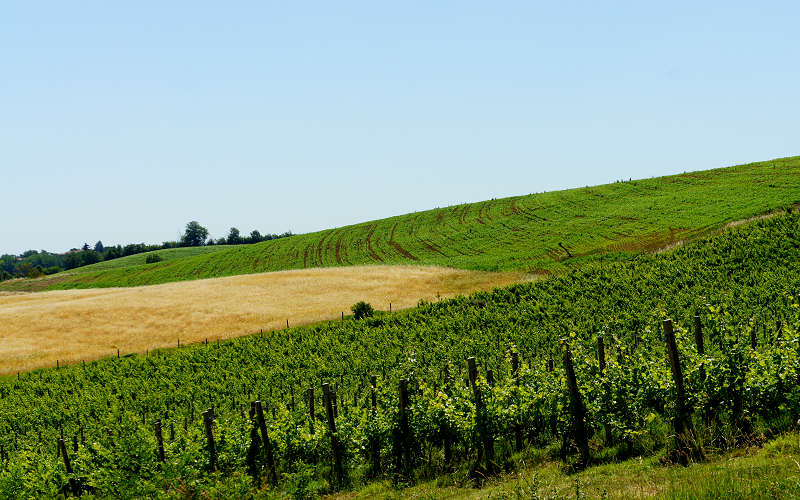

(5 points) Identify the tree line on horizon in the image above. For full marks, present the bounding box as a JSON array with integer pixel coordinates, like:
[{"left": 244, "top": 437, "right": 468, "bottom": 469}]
[{"left": 0, "top": 221, "right": 292, "bottom": 282}]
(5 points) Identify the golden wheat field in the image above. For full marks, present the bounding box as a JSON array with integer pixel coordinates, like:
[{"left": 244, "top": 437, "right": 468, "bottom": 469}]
[{"left": 0, "top": 265, "right": 525, "bottom": 375}]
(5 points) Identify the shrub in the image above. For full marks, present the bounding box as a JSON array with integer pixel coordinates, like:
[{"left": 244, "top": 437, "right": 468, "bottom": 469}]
[
  {"left": 14, "top": 262, "right": 43, "bottom": 278},
  {"left": 145, "top": 253, "right": 163, "bottom": 264},
  {"left": 351, "top": 301, "right": 374, "bottom": 320}
]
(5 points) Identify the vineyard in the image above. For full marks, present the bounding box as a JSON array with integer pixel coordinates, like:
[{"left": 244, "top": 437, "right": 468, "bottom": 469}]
[
  {"left": 3, "top": 156, "right": 799, "bottom": 292},
  {"left": 0, "top": 213, "right": 799, "bottom": 498}
]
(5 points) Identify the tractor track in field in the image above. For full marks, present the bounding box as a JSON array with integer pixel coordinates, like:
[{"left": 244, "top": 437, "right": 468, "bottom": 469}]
[
  {"left": 334, "top": 232, "right": 350, "bottom": 266},
  {"left": 419, "top": 239, "right": 448, "bottom": 257},
  {"left": 513, "top": 199, "right": 548, "bottom": 223},
  {"left": 458, "top": 205, "right": 470, "bottom": 224},
  {"left": 316, "top": 231, "right": 330, "bottom": 267},
  {"left": 365, "top": 225, "right": 384, "bottom": 263},
  {"left": 388, "top": 223, "right": 418, "bottom": 261}
]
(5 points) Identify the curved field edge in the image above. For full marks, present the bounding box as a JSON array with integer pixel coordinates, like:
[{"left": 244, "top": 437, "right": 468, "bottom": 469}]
[
  {"left": 63, "top": 245, "right": 236, "bottom": 273},
  {"left": 0, "top": 265, "right": 524, "bottom": 375},
  {"left": 1, "top": 214, "right": 800, "bottom": 497},
  {"left": 3, "top": 155, "right": 799, "bottom": 292}
]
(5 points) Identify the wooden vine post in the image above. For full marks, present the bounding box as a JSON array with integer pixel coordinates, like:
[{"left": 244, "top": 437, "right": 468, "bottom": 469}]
[
  {"left": 322, "top": 383, "right": 344, "bottom": 488},
  {"left": 394, "top": 378, "right": 412, "bottom": 479},
  {"left": 443, "top": 363, "right": 453, "bottom": 464},
  {"left": 307, "top": 387, "right": 315, "bottom": 434},
  {"left": 202, "top": 409, "right": 217, "bottom": 470},
  {"left": 58, "top": 438, "right": 79, "bottom": 496},
  {"left": 597, "top": 336, "right": 606, "bottom": 372},
  {"left": 511, "top": 351, "right": 523, "bottom": 452},
  {"left": 663, "top": 319, "right": 703, "bottom": 463},
  {"left": 369, "top": 375, "right": 380, "bottom": 476},
  {"left": 467, "top": 357, "right": 495, "bottom": 473},
  {"left": 693, "top": 314, "right": 706, "bottom": 381},
  {"left": 154, "top": 420, "right": 165, "bottom": 463},
  {"left": 255, "top": 401, "right": 278, "bottom": 484},
  {"left": 246, "top": 403, "right": 261, "bottom": 480},
  {"left": 562, "top": 340, "right": 590, "bottom": 468},
  {"left": 597, "top": 335, "right": 613, "bottom": 445}
]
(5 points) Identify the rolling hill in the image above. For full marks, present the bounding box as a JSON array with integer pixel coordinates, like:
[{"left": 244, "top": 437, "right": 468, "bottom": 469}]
[{"left": 2, "top": 155, "right": 798, "bottom": 291}]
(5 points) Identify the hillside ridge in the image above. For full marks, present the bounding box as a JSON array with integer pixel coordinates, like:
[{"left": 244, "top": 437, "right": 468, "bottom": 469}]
[{"left": 2, "top": 155, "right": 798, "bottom": 292}]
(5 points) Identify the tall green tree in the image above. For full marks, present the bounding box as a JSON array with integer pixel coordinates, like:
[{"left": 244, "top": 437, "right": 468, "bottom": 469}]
[
  {"left": 181, "top": 221, "right": 209, "bottom": 247},
  {"left": 226, "top": 227, "right": 241, "bottom": 245}
]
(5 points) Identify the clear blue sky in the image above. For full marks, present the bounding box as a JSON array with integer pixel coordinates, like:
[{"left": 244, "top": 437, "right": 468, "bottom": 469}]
[{"left": 2, "top": 1, "right": 798, "bottom": 254}]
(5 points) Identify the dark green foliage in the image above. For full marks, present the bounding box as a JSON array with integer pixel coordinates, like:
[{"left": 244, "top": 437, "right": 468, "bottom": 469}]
[
  {"left": 0, "top": 225, "right": 293, "bottom": 286},
  {"left": 0, "top": 214, "right": 799, "bottom": 497},
  {"left": 144, "top": 253, "right": 163, "bottom": 264},
  {"left": 181, "top": 221, "right": 209, "bottom": 247},
  {"left": 226, "top": 227, "right": 241, "bottom": 245},
  {"left": 14, "top": 262, "right": 42, "bottom": 278},
  {"left": 351, "top": 301, "right": 374, "bottom": 320}
]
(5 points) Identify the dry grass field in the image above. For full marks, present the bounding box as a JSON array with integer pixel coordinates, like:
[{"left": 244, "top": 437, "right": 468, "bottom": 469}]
[{"left": 0, "top": 265, "right": 524, "bottom": 375}]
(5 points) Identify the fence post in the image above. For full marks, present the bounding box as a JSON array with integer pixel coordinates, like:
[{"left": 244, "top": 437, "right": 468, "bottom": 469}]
[{"left": 562, "top": 340, "right": 590, "bottom": 468}]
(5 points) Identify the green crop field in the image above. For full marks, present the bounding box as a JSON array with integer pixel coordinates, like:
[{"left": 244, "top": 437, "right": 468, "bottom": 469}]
[
  {"left": 62, "top": 245, "right": 235, "bottom": 274},
  {"left": 1, "top": 212, "right": 799, "bottom": 497},
  {"left": 2, "top": 156, "right": 798, "bottom": 292}
]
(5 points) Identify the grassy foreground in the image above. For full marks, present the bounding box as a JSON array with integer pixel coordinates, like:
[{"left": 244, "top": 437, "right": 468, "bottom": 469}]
[
  {"left": 340, "top": 433, "right": 800, "bottom": 499},
  {"left": 2, "top": 156, "right": 798, "bottom": 291}
]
